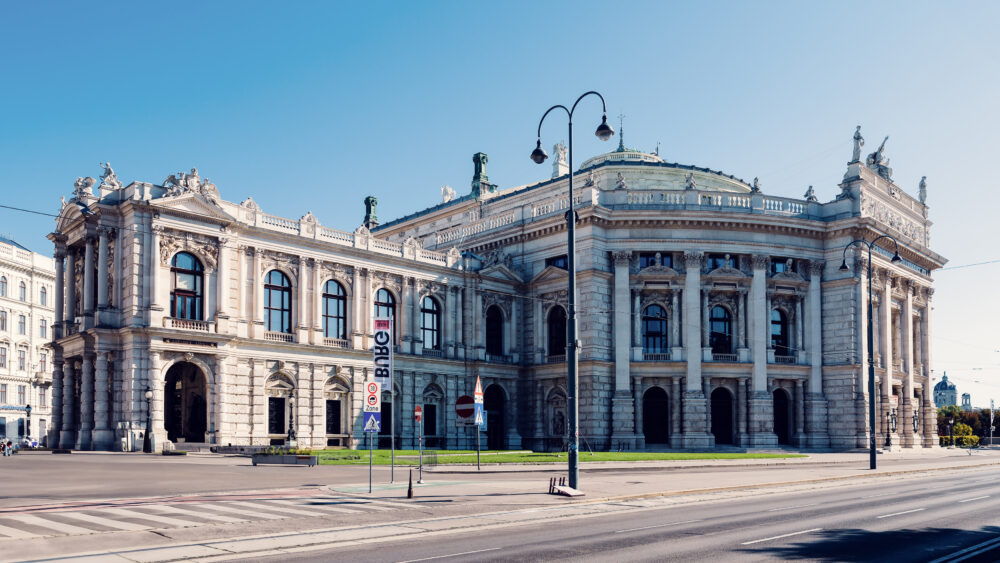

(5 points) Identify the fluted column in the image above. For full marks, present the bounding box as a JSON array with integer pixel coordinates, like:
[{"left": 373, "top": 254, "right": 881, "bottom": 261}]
[
  {"left": 217, "top": 236, "right": 230, "bottom": 329},
  {"left": 92, "top": 353, "right": 114, "bottom": 449},
  {"left": 670, "top": 291, "right": 680, "bottom": 347},
  {"left": 901, "top": 281, "right": 915, "bottom": 447},
  {"left": 681, "top": 252, "right": 711, "bottom": 448},
  {"left": 51, "top": 360, "right": 64, "bottom": 445},
  {"left": 795, "top": 299, "right": 804, "bottom": 353},
  {"left": 54, "top": 247, "right": 65, "bottom": 338},
  {"left": 97, "top": 229, "right": 109, "bottom": 309},
  {"left": 149, "top": 225, "right": 163, "bottom": 326},
  {"left": 922, "top": 288, "right": 937, "bottom": 445},
  {"left": 83, "top": 236, "right": 95, "bottom": 316},
  {"left": 737, "top": 290, "right": 747, "bottom": 348},
  {"left": 65, "top": 248, "right": 77, "bottom": 324},
  {"left": 613, "top": 251, "right": 631, "bottom": 392},
  {"left": 805, "top": 260, "right": 829, "bottom": 449},
  {"left": 59, "top": 362, "right": 77, "bottom": 448},
  {"left": 352, "top": 267, "right": 363, "bottom": 348},
  {"left": 252, "top": 247, "right": 263, "bottom": 336},
  {"left": 632, "top": 291, "right": 641, "bottom": 349},
  {"left": 881, "top": 273, "right": 893, "bottom": 440},
  {"left": 701, "top": 292, "right": 710, "bottom": 348},
  {"left": 747, "top": 255, "right": 777, "bottom": 447},
  {"left": 310, "top": 259, "right": 320, "bottom": 344},
  {"left": 77, "top": 356, "right": 94, "bottom": 450}
]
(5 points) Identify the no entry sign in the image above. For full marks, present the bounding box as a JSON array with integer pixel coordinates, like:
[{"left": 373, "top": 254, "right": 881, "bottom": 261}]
[
  {"left": 455, "top": 395, "right": 474, "bottom": 419},
  {"left": 414, "top": 405, "right": 423, "bottom": 422}
]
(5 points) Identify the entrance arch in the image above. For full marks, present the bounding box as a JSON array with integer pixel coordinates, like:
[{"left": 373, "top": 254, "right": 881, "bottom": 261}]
[
  {"left": 710, "top": 387, "right": 734, "bottom": 445},
  {"left": 164, "top": 362, "right": 208, "bottom": 443},
  {"left": 484, "top": 384, "right": 506, "bottom": 450},
  {"left": 773, "top": 388, "right": 791, "bottom": 445},
  {"left": 642, "top": 386, "right": 670, "bottom": 444}
]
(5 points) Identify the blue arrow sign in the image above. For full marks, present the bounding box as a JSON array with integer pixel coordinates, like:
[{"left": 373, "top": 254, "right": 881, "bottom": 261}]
[{"left": 364, "top": 412, "right": 381, "bottom": 433}]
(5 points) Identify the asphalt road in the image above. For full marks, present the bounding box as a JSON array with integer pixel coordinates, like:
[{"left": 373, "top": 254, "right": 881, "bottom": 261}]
[{"left": 259, "top": 466, "right": 1000, "bottom": 562}]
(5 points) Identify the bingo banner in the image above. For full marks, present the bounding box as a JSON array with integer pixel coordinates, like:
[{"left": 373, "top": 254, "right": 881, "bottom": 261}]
[{"left": 373, "top": 317, "right": 393, "bottom": 387}]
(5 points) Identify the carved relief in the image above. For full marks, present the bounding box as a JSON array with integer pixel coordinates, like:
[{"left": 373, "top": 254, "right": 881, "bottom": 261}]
[
  {"left": 159, "top": 231, "right": 219, "bottom": 269},
  {"left": 483, "top": 247, "right": 513, "bottom": 269},
  {"left": 482, "top": 291, "right": 512, "bottom": 318},
  {"left": 259, "top": 249, "right": 299, "bottom": 279},
  {"left": 859, "top": 192, "right": 926, "bottom": 244}
]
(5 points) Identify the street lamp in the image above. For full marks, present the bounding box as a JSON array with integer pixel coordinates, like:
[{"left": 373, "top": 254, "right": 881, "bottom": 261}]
[
  {"left": 885, "top": 408, "right": 897, "bottom": 447},
  {"left": 530, "top": 91, "right": 614, "bottom": 491},
  {"left": 25, "top": 404, "right": 32, "bottom": 443},
  {"left": 840, "top": 235, "right": 902, "bottom": 469},
  {"left": 287, "top": 396, "right": 296, "bottom": 444},
  {"left": 912, "top": 409, "right": 919, "bottom": 435},
  {"left": 143, "top": 387, "right": 153, "bottom": 453},
  {"left": 949, "top": 417, "right": 955, "bottom": 447}
]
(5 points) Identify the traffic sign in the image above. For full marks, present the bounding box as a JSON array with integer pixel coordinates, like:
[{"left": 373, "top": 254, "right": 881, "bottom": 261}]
[
  {"left": 364, "top": 381, "right": 381, "bottom": 413},
  {"left": 414, "top": 405, "right": 423, "bottom": 423},
  {"left": 373, "top": 317, "right": 393, "bottom": 386},
  {"left": 364, "top": 412, "right": 381, "bottom": 432},
  {"left": 474, "top": 376, "right": 484, "bottom": 405},
  {"left": 474, "top": 404, "right": 485, "bottom": 427},
  {"left": 455, "top": 395, "right": 474, "bottom": 419},
  {"left": 479, "top": 409, "right": 488, "bottom": 431}
]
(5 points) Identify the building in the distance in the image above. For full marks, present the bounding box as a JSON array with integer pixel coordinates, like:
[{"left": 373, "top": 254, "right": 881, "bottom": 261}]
[
  {"left": 934, "top": 373, "right": 957, "bottom": 407},
  {"left": 47, "top": 126, "right": 945, "bottom": 452},
  {"left": 961, "top": 393, "right": 972, "bottom": 411},
  {"left": 0, "top": 236, "right": 55, "bottom": 444}
]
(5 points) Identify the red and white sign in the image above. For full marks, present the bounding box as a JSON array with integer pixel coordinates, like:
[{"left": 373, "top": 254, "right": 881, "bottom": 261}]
[
  {"left": 414, "top": 405, "right": 423, "bottom": 422},
  {"left": 455, "top": 395, "right": 475, "bottom": 419},
  {"left": 364, "top": 381, "right": 381, "bottom": 413},
  {"left": 474, "top": 376, "right": 484, "bottom": 405},
  {"left": 373, "top": 317, "right": 393, "bottom": 387}
]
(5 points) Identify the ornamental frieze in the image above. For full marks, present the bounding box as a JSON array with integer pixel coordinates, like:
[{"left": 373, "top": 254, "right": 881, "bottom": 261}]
[
  {"left": 860, "top": 192, "right": 926, "bottom": 245},
  {"left": 159, "top": 230, "right": 219, "bottom": 269},
  {"left": 482, "top": 291, "right": 512, "bottom": 318}
]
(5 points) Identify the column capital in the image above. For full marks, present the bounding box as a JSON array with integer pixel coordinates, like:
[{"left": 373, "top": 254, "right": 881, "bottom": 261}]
[
  {"left": 751, "top": 255, "right": 770, "bottom": 270},
  {"left": 611, "top": 250, "right": 632, "bottom": 265},
  {"left": 683, "top": 251, "right": 704, "bottom": 268},
  {"left": 807, "top": 259, "right": 825, "bottom": 277}
]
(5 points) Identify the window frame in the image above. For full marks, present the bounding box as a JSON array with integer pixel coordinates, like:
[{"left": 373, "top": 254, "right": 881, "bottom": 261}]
[
  {"left": 322, "top": 280, "right": 348, "bottom": 340},
  {"left": 485, "top": 305, "right": 504, "bottom": 356},
  {"left": 373, "top": 288, "right": 396, "bottom": 336},
  {"left": 18, "top": 281, "right": 26, "bottom": 302},
  {"left": 40, "top": 286, "right": 47, "bottom": 306},
  {"left": 709, "top": 305, "right": 733, "bottom": 354},
  {"left": 420, "top": 296, "right": 441, "bottom": 350},
  {"left": 547, "top": 306, "right": 567, "bottom": 357},
  {"left": 0, "top": 276, "right": 6, "bottom": 297},
  {"left": 264, "top": 270, "right": 293, "bottom": 334},
  {"left": 170, "top": 252, "right": 204, "bottom": 321},
  {"left": 771, "top": 308, "right": 791, "bottom": 355},
  {"left": 641, "top": 304, "right": 669, "bottom": 353},
  {"left": 17, "top": 315, "right": 25, "bottom": 335}
]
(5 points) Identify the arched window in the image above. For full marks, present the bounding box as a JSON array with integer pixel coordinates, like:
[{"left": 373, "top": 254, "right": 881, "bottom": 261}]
[
  {"left": 709, "top": 306, "right": 732, "bottom": 354},
  {"left": 420, "top": 296, "right": 441, "bottom": 350},
  {"left": 264, "top": 270, "right": 292, "bottom": 333},
  {"left": 485, "top": 305, "right": 504, "bottom": 356},
  {"left": 40, "top": 286, "right": 47, "bottom": 306},
  {"left": 642, "top": 304, "right": 669, "bottom": 353},
  {"left": 322, "top": 280, "right": 347, "bottom": 339},
  {"left": 0, "top": 276, "right": 6, "bottom": 297},
  {"left": 18, "top": 281, "right": 26, "bottom": 302},
  {"left": 771, "top": 309, "right": 791, "bottom": 355},
  {"left": 373, "top": 288, "right": 396, "bottom": 333},
  {"left": 170, "top": 252, "right": 204, "bottom": 320},
  {"left": 547, "top": 306, "right": 567, "bottom": 357}
]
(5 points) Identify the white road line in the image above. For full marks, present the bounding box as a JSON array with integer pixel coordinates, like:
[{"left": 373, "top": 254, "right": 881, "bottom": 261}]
[
  {"left": 157, "top": 504, "right": 248, "bottom": 523},
  {"left": 859, "top": 492, "right": 894, "bottom": 499},
  {"left": 224, "top": 501, "right": 325, "bottom": 518},
  {"left": 741, "top": 528, "right": 822, "bottom": 546},
  {"left": 398, "top": 547, "right": 500, "bottom": 562},
  {"left": 958, "top": 495, "right": 990, "bottom": 503},
  {"left": 766, "top": 503, "right": 818, "bottom": 512},
  {"left": 97, "top": 507, "right": 201, "bottom": 527},
  {"left": 876, "top": 508, "right": 926, "bottom": 519},
  {"left": 14, "top": 515, "right": 96, "bottom": 535},
  {"left": 615, "top": 519, "right": 703, "bottom": 533},
  {"left": 269, "top": 499, "right": 361, "bottom": 514},
  {"left": 0, "top": 523, "right": 41, "bottom": 539},
  {"left": 57, "top": 511, "right": 151, "bottom": 532},
  {"left": 186, "top": 503, "right": 287, "bottom": 520},
  {"left": 928, "top": 535, "right": 1000, "bottom": 563}
]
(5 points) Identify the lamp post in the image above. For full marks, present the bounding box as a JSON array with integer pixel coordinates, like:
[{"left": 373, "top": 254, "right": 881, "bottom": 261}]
[
  {"left": 912, "top": 409, "right": 919, "bottom": 435},
  {"left": 143, "top": 387, "right": 153, "bottom": 453},
  {"left": 25, "top": 404, "right": 32, "bottom": 442},
  {"left": 530, "top": 91, "right": 614, "bottom": 490},
  {"left": 287, "top": 396, "right": 296, "bottom": 444},
  {"left": 840, "top": 235, "right": 902, "bottom": 470},
  {"left": 885, "top": 408, "right": 897, "bottom": 447},
  {"left": 949, "top": 417, "right": 955, "bottom": 447}
]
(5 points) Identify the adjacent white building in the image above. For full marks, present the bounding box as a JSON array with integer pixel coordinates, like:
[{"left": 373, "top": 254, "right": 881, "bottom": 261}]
[
  {"left": 0, "top": 236, "right": 55, "bottom": 444},
  {"left": 47, "top": 128, "right": 946, "bottom": 452}
]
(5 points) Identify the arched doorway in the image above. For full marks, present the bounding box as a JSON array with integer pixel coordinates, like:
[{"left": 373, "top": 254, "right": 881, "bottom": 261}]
[
  {"left": 164, "top": 362, "right": 208, "bottom": 443},
  {"left": 642, "top": 387, "right": 670, "bottom": 444},
  {"left": 710, "top": 388, "right": 734, "bottom": 445},
  {"left": 484, "top": 384, "right": 506, "bottom": 450},
  {"left": 773, "top": 388, "right": 791, "bottom": 445}
]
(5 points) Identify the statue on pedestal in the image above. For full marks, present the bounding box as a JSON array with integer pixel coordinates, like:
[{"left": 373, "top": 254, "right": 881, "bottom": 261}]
[{"left": 851, "top": 125, "right": 865, "bottom": 163}]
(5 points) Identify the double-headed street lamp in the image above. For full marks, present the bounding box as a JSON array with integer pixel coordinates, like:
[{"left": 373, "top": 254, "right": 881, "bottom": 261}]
[
  {"left": 25, "top": 404, "right": 32, "bottom": 442},
  {"left": 288, "top": 396, "right": 296, "bottom": 444},
  {"left": 840, "top": 235, "right": 902, "bottom": 470},
  {"left": 143, "top": 386, "right": 153, "bottom": 453},
  {"left": 530, "top": 91, "right": 614, "bottom": 490}
]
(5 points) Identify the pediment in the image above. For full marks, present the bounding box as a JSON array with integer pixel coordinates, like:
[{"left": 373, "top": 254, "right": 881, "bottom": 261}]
[
  {"left": 773, "top": 271, "right": 805, "bottom": 283},
  {"left": 152, "top": 193, "right": 236, "bottom": 222},
  {"left": 479, "top": 264, "right": 523, "bottom": 283},
  {"left": 529, "top": 265, "right": 569, "bottom": 285},
  {"left": 706, "top": 266, "right": 746, "bottom": 278},
  {"left": 636, "top": 265, "right": 680, "bottom": 277}
]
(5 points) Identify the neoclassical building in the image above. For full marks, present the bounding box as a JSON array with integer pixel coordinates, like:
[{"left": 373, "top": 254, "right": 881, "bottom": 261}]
[{"left": 48, "top": 130, "right": 945, "bottom": 451}]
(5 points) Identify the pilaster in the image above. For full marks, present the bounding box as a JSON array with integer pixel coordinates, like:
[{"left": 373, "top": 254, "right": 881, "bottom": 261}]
[
  {"left": 746, "top": 390, "right": 778, "bottom": 447},
  {"left": 681, "top": 390, "right": 713, "bottom": 448}
]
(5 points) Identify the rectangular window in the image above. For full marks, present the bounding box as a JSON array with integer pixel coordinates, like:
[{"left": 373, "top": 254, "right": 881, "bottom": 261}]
[
  {"left": 40, "top": 288, "right": 47, "bottom": 306},
  {"left": 0, "top": 384, "right": 6, "bottom": 404},
  {"left": 40, "top": 389, "right": 47, "bottom": 408},
  {"left": 39, "top": 353, "right": 46, "bottom": 372},
  {"left": 325, "top": 399, "right": 342, "bottom": 434},
  {"left": 771, "top": 258, "right": 791, "bottom": 274},
  {"left": 40, "top": 319, "right": 47, "bottom": 339},
  {"left": 17, "top": 385, "right": 25, "bottom": 405},
  {"left": 0, "top": 417, "right": 5, "bottom": 436},
  {"left": 0, "top": 311, "right": 6, "bottom": 331},
  {"left": 17, "top": 419, "right": 24, "bottom": 437},
  {"left": 638, "top": 252, "right": 672, "bottom": 270},
  {"left": 423, "top": 404, "right": 438, "bottom": 436},
  {"left": 268, "top": 397, "right": 285, "bottom": 434},
  {"left": 18, "top": 315, "right": 26, "bottom": 335},
  {"left": 0, "top": 347, "right": 5, "bottom": 368},
  {"left": 545, "top": 255, "right": 568, "bottom": 270},
  {"left": 18, "top": 350, "right": 25, "bottom": 371}
]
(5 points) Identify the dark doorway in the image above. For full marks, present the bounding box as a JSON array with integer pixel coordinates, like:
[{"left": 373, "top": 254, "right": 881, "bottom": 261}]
[
  {"left": 773, "top": 388, "right": 791, "bottom": 445},
  {"left": 710, "top": 387, "right": 734, "bottom": 445},
  {"left": 164, "top": 362, "right": 208, "bottom": 443},
  {"left": 325, "top": 399, "right": 341, "bottom": 434},
  {"left": 642, "top": 387, "right": 670, "bottom": 444},
  {"left": 484, "top": 384, "right": 506, "bottom": 450}
]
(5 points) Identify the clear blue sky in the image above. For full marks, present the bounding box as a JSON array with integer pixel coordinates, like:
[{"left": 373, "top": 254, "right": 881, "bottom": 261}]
[{"left": 2, "top": 1, "right": 997, "bottom": 407}]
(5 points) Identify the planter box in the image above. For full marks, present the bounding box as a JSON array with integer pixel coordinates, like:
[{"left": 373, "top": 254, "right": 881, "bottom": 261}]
[{"left": 251, "top": 454, "right": 318, "bottom": 467}]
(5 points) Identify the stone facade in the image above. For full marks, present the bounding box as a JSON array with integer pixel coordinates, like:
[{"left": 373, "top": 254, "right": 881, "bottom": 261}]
[{"left": 48, "top": 134, "right": 946, "bottom": 452}]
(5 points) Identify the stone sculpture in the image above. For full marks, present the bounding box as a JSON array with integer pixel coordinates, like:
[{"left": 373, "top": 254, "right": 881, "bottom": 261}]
[
  {"left": 73, "top": 176, "right": 96, "bottom": 199},
  {"left": 852, "top": 125, "right": 864, "bottom": 163},
  {"left": 98, "top": 162, "right": 123, "bottom": 190},
  {"left": 918, "top": 176, "right": 927, "bottom": 204},
  {"left": 751, "top": 177, "right": 761, "bottom": 193},
  {"left": 685, "top": 172, "right": 696, "bottom": 191},
  {"left": 804, "top": 185, "right": 817, "bottom": 202},
  {"left": 441, "top": 184, "right": 456, "bottom": 203},
  {"left": 616, "top": 172, "right": 627, "bottom": 190},
  {"left": 866, "top": 136, "right": 893, "bottom": 180}
]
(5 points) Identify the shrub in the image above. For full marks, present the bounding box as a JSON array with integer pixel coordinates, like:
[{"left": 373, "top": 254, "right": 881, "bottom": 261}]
[
  {"left": 940, "top": 435, "right": 979, "bottom": 447},
  {"left": 251, "top": 446, "right": 313, "bottom": 457}
]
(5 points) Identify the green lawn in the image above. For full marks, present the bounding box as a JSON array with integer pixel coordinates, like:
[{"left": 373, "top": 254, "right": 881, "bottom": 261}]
[{"left": 314, "top": 449, "right": 806, "bottom": 465}]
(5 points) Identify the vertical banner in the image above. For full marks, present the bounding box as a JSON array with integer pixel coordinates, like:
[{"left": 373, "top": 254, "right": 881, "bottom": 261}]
[{"left": 373, "top": 318, "right": 393, "bottom": 388}]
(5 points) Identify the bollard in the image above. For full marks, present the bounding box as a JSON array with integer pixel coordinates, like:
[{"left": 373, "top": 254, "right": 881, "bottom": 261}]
[{"left": 407, "top": 469, "right": 414, "bottom": 499}]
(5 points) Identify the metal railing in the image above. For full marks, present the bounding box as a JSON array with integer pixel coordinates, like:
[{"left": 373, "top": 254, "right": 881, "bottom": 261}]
[
  {"left": 774, "top": 355, "right": 797, "bottom": 364},
  {"left": 485, "top": 353, "right": 512, "bottom": 364},
  {"left": 422, "top": 348, "right": 444, "bottom": 358},
  {"left": 712, "top": 353, "right": 738, "bottom": 362},
  {"left": 546, "top": 354, "right": 566, "bottom": 364}
]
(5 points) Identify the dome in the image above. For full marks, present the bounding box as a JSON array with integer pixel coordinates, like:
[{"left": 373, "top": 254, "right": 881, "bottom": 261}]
[
  {"left": 578, "top": 125, "right": 665, "bottom": 169},
  {"left": 934, "top": 375, "right": 955, "bottom": 391}
]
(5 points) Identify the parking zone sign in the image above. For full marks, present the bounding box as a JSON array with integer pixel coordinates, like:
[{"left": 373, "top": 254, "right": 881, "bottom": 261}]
[{"left": 364, "top": 381, "right": 381, "bottom": 413}]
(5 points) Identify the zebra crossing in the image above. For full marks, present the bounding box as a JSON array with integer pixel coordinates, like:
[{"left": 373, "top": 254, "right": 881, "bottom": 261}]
[{"left": 0, "top": 494, "right": 411, "bottom": 540}]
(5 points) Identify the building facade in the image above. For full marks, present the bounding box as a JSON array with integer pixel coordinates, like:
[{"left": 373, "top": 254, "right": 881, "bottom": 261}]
[
  {"left": 48, "top": 129, "right": 945, "bottom": 452},
  {"left": 934, "top": 373, "right": 957, "bottom": 407},
  {"left": 0, "top": 237, "right": 55, "bottom": 443}
]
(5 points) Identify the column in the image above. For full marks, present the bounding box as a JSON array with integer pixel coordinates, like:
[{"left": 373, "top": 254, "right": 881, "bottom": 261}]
[
  {"left": 881, "top": 273, "right": 893, "bottom": 440},
  {"left": 60, "top": 362, "right": 76, "bottom": 449},
  {"left": 806, "top": 260, "right": 829, "bottom": 448},
  {"left": 737, "top": 290, "right": 746, "bottom": 347},
  {"left": 150, "top": 352, "right": 166, "bottom": 450},
  {"left": 902, "top": 281, "right": 914, "bottom": 447},
  {"left": 455, "top": 287, "right": 464, "bottom": 360},
  {"left": 681, "top": 252, "right": 710, "bottom": 448},
  {"left": 855, "top": 260, "right": 869, "bottom": 447},
  {"left": 670, "top": 378, "right": 681, "bottom": 448},
  {"left": 401, "top": 277, "right": 412, "bottom": 347},
  {"left": 475, "top": 289, "right": 485, "bottom": 360},
  {"left": 747, "top": 255, "right": 777, "bottom": 447},
  {"left": 311, "top": 260, "right": 322, "bottom": 342},
  {"left": 737, "top": 378, "right": 748, "bottom": 446},
  {"left": 65, "top": 248, "right": 77, "bottom": 325},
  {"left": 149, "top": 226, "right": 161, "bottom": 316},
  {"left": 612, "top": 251, "right": 636, "bottom": 448},
  {"left": 510, "top": 295, "right": 520, "bottom": 362},
  {"left": 795, "top": 299, "right": 804, "bottom": 354},
  {"left": 793, "top": 380, "right": 806, "bottom": 446},
  {"left": 54, "top": 247, "right": 65, "bottom": 338},
  {"left": 632, "top": 290, "right": 642, "bottom": 360},
  {"left": 446, "top": 287, "right": 456, "bottom": 358},
  {"left": 51, "top": 360, "right": 64, "bottom": 446},
  {"left": 252, "top": 247, "right": 263, "bottom": 335},
  {"left": 83, "top": 236, "right": 95, "bottom": 316},
  {"left": 701, "top": 292, "right": 710, "bottom": 348},
  {"left": 97, "top": 229, "right": 109, "bottom": 309},
  {"left": 217, "top": 236, "right": 231, "bottom": 332},
  {"left": 352, "top": 267, "right": 363, "bottom": 348},
  {"left": 670, "top": 291, "right": 680, "bottom": 348},
  {"left": 922, "top": 288, "right": 936, "bottom": 445},
  {"left": 632, "top": 380, "right": 644, "bottom": 448},
  {"left": 93, "top": 353, "right": 114, "bottom": 449},
  {"left": 78, "top": 356, "right": 94, "bottom": 450},
  {"left": 409, "top": 279, "right": 421, "bottom": 354},
  {"left": 297, "top": 257, "right": 308, "bottom": 341}
]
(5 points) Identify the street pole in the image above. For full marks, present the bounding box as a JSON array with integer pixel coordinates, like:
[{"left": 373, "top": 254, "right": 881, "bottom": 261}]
[
  {"left": 840, "top": 235, "right": 902, "bottom": 470},
  {"left": 368, "top": 429, "right": 372, "bottom": 494},
  {"left": 476, "top": 424, "right": 481, "bottom": 471},
  {"left": 531, "top": 92, "right": 614, "bottom": 490},
  {"left": 418, "top": 412, "right": 423, "bottom": 484},
  {"left": 143, "top": 387, "right": 153, "bottom": 454},
  {"left": 391, "top": 392, "right": 395, "bottom": 484}
]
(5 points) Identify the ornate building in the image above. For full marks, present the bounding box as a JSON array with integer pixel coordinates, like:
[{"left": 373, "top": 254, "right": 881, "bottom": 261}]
[
  {"left": 48, "top": 129, "right": 945, "bottom": 452},
  {"left": 934, "top": 373, "right": 957, "bottom": 407}
]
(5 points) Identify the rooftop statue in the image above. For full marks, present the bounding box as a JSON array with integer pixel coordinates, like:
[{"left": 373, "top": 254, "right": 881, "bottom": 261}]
[
  {"left": 851, "top": 125, "right": 864, "bottom": 163},
  {"left": 865, "top": 136, "right": 893, "bottom": 180},
  {"left": 441, "top": 184, "right": 456, "bottom": 203},
  {"left": 684, "top": 172, "right": 696, "bottom": 191},
  {"left": 804, "top": 185, "right": 817, "bottom": 202},
  {"left": 98, "top": 162, "right": 123, "bottom": 191},
  {"left": 73, "top": 176, "right": 96, "bottom": 199},
  {"left": 750, "top": 177, "right": 761, "bottom": 193},
  {"left": 616, "top": 172, "right": 627, "bottom": 190},
  {"left": 919, "top": 176, "right": 927, "bottom": 204}
]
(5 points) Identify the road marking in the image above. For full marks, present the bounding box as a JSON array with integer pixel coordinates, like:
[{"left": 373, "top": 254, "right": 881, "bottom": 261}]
[
  {"left": 928, "top": 535, "right": 1000, "bottom": 563},
  {"left": 224, "top": 501, "right": 325, "bottom": 518},
  {"left": 741, "top": 528, "right": 822, "bottom": 545},
  {"left": 876, "top": 508, "right": 926, "bottom": 519},
  {"left": 157, "top": 504, "right": 247, "bottom": 523},
  {"left": 767, "top": 503, "right": 818, "bottom": 512},
  {"left": 0, "top": 523, "right": 40, "bottom": 539},
  {"left": 15, "top": 515, "right": 97, "bottom": 535},
  {"left": 270, "top": 499, "right": 361, "bottom": 514},
  {"left": 958, "top": 495, "right": 990, "bottom": 503},
  {"left": 97, "top": 507, "right": 201, "bottom": 527},
  {"left": 187, "top": 502, "right": 287, "bottom": 520},
  {"left": 859, "top": 492, "right": 894, "bottom": 499},
  {"left": 399, "top": 547, "right": 500, "bottom": 562},
  {"left": 615, "top": 519, "right": 703, "bottom": 533},
  {"left": 58, "top": 511, "right": 151, "bottom": 532}
]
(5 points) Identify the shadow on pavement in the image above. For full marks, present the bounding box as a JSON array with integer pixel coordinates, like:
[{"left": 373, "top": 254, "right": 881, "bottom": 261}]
[{"left": 741, "top": 525, "right": 1000, "bottom": 561}]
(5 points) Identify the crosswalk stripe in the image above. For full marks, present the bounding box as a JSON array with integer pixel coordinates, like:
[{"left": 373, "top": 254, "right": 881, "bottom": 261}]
[
  {"left": 0, "top": 523, "right": 40, "bottom": 539},
  {"left": 57, "top": 511, "right": 151, "bottom": 532},
  {"left": 97, "top": 508, "right": 201, "bottom": 528},
  {"left": 15, "top": 515, "right": 97, "bottom": 535},
  {"left": 186, "top": 503, "right": 287, "bottom": 520},
  {"left": 223, "top": 501, "right": 326, "bottom": 518},
  {"left": 156, "top": 505, "right": 247, "bottom": 523},
  {"left": 362, "top": 499, "right": 417, "bottom": 509},
  {"left": 268, "top": 499, "right": 361, "bottom": 514}
]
